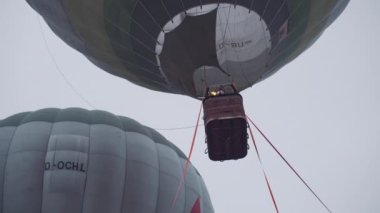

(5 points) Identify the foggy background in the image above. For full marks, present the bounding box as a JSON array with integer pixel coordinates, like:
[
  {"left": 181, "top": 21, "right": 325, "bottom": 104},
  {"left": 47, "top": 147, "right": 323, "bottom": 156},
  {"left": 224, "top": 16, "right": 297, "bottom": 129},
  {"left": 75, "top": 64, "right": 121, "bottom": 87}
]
[{"left": 1, "top": 0, "right": 379, "bottom": 212}]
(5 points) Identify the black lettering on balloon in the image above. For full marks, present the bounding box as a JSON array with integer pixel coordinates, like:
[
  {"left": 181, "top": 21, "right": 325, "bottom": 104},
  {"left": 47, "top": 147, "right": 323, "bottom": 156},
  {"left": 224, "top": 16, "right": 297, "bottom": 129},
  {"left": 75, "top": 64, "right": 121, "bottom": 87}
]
[
  {"left": 231, "top": 42, "right": 244, "bottom": 48},
  {"left": 72, "top": 162, "right": 79, "bottom": 171},
  {"left": 57, "top": 161, "right": 64, "bottom": 169},
  {"left": 44, "top": 160, "right": 86, "bottom": 172},
  {"left": 65, "top": 161, "right": 72, "bottom": 170},
  {"left": 80, "top": 163, "right": 85, "bottom": 172}
]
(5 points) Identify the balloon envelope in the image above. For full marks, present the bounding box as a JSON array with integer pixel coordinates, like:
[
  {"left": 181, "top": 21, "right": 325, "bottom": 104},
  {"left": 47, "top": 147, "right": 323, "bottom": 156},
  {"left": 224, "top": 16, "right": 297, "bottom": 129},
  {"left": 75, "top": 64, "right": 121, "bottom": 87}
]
[
  {"left": 26, "top": 0, "right": 349, "bottom": 98},
  {"left": 0, "top": 108, "right": 213, "bottom": 213}
]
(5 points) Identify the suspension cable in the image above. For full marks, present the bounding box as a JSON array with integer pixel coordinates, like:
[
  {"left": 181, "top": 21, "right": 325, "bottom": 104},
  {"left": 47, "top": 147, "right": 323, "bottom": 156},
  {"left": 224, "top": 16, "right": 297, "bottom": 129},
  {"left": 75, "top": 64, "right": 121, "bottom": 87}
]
[
  {"left": 247, "top": 120, "right": 279, "bottom": 213},
  {"left": 170, "top": 103, "right": 203, "bottom": 212},
  {"left": 246, "top": 116, "right": 332, "bottom": 213}
]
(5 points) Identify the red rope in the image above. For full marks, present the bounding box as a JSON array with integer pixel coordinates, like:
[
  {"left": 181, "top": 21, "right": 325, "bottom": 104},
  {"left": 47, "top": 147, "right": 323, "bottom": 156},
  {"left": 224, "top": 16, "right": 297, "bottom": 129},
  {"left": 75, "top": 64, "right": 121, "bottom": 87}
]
[
  {"left": 246, "top": 116, "right": 332, "bottom": 213},
  {"left": 170, "top": 103, "right": 203, "bottom": 211},
  {"left": 247, "top": 121, "right": 280, "bottom": 213}
]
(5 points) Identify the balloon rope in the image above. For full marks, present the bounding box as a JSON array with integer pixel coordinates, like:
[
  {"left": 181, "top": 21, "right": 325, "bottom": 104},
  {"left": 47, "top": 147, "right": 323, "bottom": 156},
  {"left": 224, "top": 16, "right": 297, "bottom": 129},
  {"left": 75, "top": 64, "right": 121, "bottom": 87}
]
[
  {"left": 246, "top": 116, "right": 332, "bottom": 213},
  {"left": 36, "top": 16, "right": 96, "bottom": 109},
  {"left": 154, "top": 124, "right": 204, "bottom": 131},
  {"left": 170, "top": 103, "right": 203, "bottom": 211},
  {"left": 247, "top": 119, "right": 280, "bottom": 213}
]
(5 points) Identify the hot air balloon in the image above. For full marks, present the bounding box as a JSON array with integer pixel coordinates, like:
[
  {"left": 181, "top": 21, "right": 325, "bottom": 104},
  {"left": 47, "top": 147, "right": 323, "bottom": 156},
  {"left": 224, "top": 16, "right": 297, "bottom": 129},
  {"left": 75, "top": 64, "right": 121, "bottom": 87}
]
[
  {"left": 25, "top": 0, "right": 350, "bottom": 161},
  {"left": 0, "top": 108, "right": 214, "bottom": 213},
  {"left": 25, "top": 0, "right": 349, "bottom": 98}
]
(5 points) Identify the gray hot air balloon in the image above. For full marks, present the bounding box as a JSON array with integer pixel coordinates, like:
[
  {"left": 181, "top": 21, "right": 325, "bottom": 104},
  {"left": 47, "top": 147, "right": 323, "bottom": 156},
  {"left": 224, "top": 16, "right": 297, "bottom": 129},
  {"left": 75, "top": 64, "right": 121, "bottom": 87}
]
[
  {"left": 26, "top": 0, "right": 349, "bottom": 98},
  {"left": 0, "top": 108, "right": 213, "bottom": 213}
]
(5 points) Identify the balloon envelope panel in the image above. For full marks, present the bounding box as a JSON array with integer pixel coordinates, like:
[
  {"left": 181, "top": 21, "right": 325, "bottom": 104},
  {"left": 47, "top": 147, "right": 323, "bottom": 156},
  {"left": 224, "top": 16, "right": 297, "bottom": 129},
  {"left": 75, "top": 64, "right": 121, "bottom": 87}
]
[
  {"left": 0, "top": 108, "right": 213, "bottom": 213},
  {"left": 26, "top": 0, "right": 349, "bottom": 98}
]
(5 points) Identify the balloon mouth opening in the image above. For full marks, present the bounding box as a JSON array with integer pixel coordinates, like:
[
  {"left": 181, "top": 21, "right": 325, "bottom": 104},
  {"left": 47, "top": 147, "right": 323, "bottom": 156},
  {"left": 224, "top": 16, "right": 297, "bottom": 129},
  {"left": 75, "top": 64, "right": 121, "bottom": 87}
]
[{"left": 155, "top": 4, "right": 273, "bottom": 97}]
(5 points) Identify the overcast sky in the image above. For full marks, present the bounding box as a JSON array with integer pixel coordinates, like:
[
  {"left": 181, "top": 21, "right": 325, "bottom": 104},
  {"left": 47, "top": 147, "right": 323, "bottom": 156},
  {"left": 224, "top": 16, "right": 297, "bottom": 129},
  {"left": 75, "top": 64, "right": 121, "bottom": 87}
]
[{"left": 1, "top": 0, "right": 379, "bottom": 212}]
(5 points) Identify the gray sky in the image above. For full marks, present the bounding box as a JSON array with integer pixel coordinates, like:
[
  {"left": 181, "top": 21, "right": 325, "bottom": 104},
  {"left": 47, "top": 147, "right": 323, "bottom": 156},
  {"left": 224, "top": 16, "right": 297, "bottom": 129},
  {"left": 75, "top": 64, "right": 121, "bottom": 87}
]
[{"left": 1, "top": 0, "right": 379, "bottom": 212}]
